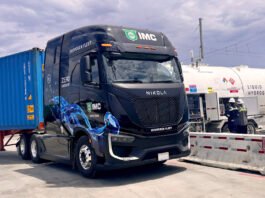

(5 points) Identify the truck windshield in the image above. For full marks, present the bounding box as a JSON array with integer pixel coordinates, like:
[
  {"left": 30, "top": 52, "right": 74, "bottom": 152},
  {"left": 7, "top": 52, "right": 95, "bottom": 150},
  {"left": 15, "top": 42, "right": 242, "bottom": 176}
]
[{"left": 103, "top": 54, "right": 181, "bottom": 83}]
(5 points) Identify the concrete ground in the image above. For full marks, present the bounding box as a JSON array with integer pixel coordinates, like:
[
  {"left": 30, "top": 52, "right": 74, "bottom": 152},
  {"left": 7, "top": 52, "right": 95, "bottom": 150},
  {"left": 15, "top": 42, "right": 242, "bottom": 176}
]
[{"left": 1, "top": 144, "right": 265, "bottom": 198}]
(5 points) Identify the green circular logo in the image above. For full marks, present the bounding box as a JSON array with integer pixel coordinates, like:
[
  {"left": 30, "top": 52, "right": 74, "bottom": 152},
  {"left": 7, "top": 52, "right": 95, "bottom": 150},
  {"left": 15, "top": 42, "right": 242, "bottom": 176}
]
[{"left": 123, "top": 29, "right": 138, "bottom": 41}]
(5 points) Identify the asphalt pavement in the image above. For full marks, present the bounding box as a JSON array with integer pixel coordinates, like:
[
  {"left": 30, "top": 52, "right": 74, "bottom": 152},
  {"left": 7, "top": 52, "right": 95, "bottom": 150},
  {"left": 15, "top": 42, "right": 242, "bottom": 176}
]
[{"left": 1, "top": 145, "right": 265, "bottom": 198}]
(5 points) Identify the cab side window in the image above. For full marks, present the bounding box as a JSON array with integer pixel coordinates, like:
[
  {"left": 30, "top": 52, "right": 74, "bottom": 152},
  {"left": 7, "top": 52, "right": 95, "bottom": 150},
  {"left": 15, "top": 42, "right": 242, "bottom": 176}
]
[
  {"left": 80, "top": 54, "right": 100, "bottom": 86},
  {"left": 90, "top": 57, "right": 99, "bottom": 84},
  {"left": 71, "top": 63, "right": 80, "bottom": 86}
]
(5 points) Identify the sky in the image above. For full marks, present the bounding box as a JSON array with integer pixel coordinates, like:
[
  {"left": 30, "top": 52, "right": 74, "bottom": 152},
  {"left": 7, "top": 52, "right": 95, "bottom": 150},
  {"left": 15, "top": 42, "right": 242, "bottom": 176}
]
[{"left": 0, "top": 0, "right": 265, "bottom": 67}]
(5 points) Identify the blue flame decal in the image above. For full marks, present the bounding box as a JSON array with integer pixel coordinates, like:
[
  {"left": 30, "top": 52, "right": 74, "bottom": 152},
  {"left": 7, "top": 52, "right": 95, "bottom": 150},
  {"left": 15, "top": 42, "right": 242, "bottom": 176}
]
[{"left": 50, "top": 96, "right": 120, "bottom": 136}]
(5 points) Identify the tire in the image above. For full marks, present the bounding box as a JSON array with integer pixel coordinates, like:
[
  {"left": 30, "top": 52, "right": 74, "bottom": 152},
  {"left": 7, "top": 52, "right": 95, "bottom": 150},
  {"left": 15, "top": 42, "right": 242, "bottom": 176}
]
[
  {"left": 30, "top": 135, "right": 43, "bottom": 163},
  {"left": 18, "top": 134, "right": 31, "bottom": 160},
  {"left": 221, "top": 123, "right": 230, "bottom": 133},
  {"left": 247, "top": 122, "right": 256, "bottom": 134},
  {"left": 75, "top": 136, "right": 97, "bottom": 178}
]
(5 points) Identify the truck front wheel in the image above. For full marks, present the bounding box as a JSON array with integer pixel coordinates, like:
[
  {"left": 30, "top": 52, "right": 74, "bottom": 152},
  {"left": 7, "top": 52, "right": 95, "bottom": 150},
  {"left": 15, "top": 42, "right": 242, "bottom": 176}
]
[
  {"left": 18, "top": 134, "right": 31, "bottom": 160},
  {"left": 75, "top": 136, "right": 97, "bottom": 178}
]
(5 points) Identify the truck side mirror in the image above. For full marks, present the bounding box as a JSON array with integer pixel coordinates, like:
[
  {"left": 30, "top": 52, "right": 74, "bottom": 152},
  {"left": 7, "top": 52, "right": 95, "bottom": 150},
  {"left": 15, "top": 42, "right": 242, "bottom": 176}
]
[{"left": 80, "top": 55, "right": 92, "bottom": 84}]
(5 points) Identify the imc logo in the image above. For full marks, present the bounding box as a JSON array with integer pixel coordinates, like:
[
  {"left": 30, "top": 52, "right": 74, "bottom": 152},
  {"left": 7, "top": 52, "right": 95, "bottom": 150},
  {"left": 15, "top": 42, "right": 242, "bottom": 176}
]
[{"left": 123, "top": 29, "right": 157, "bottom": 41}]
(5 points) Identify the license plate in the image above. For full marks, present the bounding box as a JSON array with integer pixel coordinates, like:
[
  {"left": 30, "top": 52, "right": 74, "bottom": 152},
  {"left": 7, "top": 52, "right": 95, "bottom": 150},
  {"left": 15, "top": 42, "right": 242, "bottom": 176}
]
[{"left": 158, "top": 152, "right": 169, "bottom": 161}]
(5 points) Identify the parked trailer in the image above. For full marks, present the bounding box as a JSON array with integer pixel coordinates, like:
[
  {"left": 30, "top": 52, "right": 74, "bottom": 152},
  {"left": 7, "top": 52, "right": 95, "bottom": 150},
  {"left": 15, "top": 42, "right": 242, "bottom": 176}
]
[
  {"left": 0, "top": 48, "right": 44, "bottom": 152},
  {"left": 232, "top": 66, "right": 265, "bottom": 118},
  {"left": 182, "top": 64, "right": 265, "bottom": 133}
]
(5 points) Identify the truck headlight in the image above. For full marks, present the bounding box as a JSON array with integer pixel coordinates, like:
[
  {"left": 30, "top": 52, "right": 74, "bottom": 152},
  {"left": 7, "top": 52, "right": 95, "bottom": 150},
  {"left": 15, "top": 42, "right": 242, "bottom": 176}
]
[{"left": 111, "top": 134, "right": 135, "bottom": 143}]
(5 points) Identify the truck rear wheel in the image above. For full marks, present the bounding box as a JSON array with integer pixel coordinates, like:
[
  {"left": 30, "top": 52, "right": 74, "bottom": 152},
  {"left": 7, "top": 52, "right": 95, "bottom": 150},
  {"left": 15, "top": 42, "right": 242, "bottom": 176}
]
[
  {"left": 30, "top": 135, "right": 42, "bottom": 163},
  {"left": 18, "top": 134, "right": 31, "bottom": 160},
  {"left": 75, "top": 136, "right": 97, "bottom": 178}
]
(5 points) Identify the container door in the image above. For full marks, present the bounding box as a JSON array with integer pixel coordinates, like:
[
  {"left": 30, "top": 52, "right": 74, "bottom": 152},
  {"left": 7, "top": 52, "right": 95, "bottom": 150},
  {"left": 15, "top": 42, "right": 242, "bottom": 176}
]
[{"left": 205, "top": 93, "right": 219, "bottom": 121}]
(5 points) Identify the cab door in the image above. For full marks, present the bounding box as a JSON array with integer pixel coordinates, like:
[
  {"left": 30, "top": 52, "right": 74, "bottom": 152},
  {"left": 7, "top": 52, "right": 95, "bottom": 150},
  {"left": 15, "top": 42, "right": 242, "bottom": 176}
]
[{"left": 42, "top": 37, "right": 71, "bottom": 161}]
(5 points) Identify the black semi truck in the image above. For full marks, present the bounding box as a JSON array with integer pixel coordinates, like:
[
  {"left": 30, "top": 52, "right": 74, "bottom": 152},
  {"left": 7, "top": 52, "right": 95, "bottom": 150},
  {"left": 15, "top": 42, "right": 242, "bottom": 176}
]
[{"left": 17, "top": 25, "right": 190, "bottom": 177}]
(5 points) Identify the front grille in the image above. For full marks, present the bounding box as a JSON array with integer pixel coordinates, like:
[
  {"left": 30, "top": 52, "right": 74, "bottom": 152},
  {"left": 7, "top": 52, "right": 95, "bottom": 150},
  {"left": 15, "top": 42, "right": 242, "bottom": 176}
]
[{"left": 133, "top": 97, "right": 180, "bottom": 127}]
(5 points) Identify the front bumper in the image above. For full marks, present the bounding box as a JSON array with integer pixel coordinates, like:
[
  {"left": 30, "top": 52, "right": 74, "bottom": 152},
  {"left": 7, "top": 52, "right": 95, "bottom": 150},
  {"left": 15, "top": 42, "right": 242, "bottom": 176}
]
[{"left": 97, "top": 129, "right": 190, "bottom": 170}]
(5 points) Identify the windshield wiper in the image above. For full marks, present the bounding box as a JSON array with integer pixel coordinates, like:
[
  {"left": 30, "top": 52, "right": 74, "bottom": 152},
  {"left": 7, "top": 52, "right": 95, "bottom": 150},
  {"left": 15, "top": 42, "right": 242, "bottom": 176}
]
[
  {"left": 152, "top": 80, "right": 175, "bottom": 83},
  {"left": 113, "top": 80, "right": 143, "bottom": 83}
]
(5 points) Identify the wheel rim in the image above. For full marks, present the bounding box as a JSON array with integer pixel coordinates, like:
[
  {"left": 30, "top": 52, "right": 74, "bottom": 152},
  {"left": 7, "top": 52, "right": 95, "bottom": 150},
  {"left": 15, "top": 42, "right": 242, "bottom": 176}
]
[
  {"left": 31, "top": 140, "right": 37, "bottom": 158},
  {"left": 20, "top": 138, "right": 26, "bottom": 155},
  {"left": 79, "top": 145, "right": 92, "bottom": 170}
]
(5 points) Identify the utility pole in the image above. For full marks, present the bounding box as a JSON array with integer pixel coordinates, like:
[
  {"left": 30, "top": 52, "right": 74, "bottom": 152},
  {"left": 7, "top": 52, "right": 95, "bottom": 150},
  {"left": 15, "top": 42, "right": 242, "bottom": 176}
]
[
  {"left": 199, "top": 18, "right": 204, "bottom": 61},
  {"left": 190, "top": 50, "right": 194, "bottom": 66},
  {"left": 190, "top": 18, "right": 204, "bottom": 66}
]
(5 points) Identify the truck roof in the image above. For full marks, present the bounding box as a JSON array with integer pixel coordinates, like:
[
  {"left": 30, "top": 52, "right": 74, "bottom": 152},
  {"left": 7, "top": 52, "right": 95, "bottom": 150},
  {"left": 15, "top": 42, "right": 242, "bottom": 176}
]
[
  {"left": 48, "top": 25, "right": 176, "bottom": 56},
  {"left": 50, "top": 25, "right": 163, "bottom": 40}
]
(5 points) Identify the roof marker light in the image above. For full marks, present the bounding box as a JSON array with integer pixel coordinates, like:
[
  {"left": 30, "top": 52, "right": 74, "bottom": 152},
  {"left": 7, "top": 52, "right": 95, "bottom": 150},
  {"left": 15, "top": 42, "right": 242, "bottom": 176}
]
[
  {"left": 136, "top": 45, "right": 156, "bottom": 50},
  {"left": 101, "top": 43, "right": 112, "bottom": 47}
]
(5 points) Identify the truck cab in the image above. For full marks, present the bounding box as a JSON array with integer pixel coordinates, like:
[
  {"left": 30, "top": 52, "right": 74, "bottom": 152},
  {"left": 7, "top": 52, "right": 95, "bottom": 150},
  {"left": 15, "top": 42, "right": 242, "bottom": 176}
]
[{"left": 31, "top": 25, "right": 190, "bottom": 177}]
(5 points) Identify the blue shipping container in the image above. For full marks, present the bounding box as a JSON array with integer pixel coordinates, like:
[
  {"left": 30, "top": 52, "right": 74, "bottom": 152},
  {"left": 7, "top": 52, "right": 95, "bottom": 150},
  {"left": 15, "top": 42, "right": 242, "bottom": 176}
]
[{"left": 0, "top": 48, "right": 44, "bottom": 130}]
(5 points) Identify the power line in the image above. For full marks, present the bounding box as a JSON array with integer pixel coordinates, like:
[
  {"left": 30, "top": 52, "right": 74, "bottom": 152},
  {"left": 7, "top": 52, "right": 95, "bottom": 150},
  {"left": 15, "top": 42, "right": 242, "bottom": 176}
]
[
  {"left": 181, "top": 47, "right": 265, "bottom": 63},
  {"left": 204, "top": 30, "right": 265, "bottom": 57},
  {"left": 208, "top": 52, "right": 264, "bottom": 57}
]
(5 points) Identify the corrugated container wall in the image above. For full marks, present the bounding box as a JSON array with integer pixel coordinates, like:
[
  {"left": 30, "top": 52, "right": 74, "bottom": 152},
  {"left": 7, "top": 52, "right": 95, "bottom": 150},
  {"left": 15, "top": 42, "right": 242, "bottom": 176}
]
[{"left": 0, "top": 48, "right": 44, "bottom": 130}]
